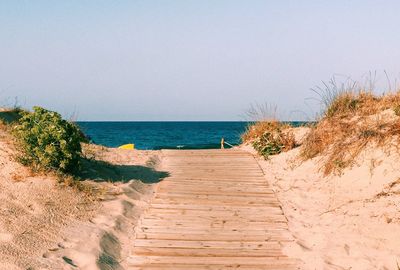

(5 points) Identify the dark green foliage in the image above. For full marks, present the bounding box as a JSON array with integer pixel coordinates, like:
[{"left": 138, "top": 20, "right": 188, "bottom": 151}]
[{"left": 13, "top": 106, "right": 86, "bottom": 173}]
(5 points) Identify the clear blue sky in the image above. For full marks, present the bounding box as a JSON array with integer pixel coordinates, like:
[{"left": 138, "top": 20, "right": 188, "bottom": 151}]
[{"left": 1, "top": 1, "right": 400, "bottom": 120}]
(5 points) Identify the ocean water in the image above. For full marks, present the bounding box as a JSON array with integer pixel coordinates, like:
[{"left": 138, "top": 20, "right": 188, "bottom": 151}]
[
  {"left": 77, "top": 121, "right": 308, "bottom": 150},
  {"left": 77, "top": 121, "right": 249, "bottom": 150}
]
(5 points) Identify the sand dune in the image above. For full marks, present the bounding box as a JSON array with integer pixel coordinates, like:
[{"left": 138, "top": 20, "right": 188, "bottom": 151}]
[
  {"left": 242, "top": 128, "right": 400, "bottom": 270},
  {"left": 0, "top": 128, "right": 96, "bottom": 269},
  {"left": 0, "top": 127, "right": 167, "bottom": 269}
]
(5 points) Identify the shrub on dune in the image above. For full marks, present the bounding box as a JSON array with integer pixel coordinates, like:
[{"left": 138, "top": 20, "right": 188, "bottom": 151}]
[{"left": 13, "top": 106, "right": 86, "bottom": 173}]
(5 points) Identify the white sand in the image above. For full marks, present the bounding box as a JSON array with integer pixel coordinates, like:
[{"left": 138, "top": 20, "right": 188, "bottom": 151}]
[
  {"left": 0, "top": 127, "right": 166, "bottom": 269},
  {"left": 47, "top": 145, "right": 166, "bottom": 270},
  {"left": 0, "top": 128, "right": 97, "bottom": 269},
  {"left": 241, "top": 128, "right": 400, "bottom": 270}
]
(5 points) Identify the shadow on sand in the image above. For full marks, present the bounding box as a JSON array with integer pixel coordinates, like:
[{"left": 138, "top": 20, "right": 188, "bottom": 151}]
[{"left": 75, "top": 158, "right": 169, "bottom": 184}]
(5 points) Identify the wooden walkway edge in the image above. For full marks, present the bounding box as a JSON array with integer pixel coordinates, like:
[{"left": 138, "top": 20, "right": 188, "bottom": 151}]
[{"left": 128, "top": 149, "right": 300, "bottom": 270}]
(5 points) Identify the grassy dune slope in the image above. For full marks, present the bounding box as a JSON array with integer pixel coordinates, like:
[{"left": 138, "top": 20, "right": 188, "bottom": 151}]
[{"left": 242, "top": 90, "right": 400, "bottom": 269}]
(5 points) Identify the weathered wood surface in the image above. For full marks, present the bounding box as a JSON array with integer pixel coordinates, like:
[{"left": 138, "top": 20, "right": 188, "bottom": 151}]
[{"left": 128, "top": 149, "right": 300, "bottom": 270}]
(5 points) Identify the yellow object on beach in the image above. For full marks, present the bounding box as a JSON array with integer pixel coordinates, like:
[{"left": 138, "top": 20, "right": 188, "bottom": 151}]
[{"left": 118, "top": 143, "right": 135, "bottom": 150}]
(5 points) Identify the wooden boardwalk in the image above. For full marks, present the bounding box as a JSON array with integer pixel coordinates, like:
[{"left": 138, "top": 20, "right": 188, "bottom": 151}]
[{"left": 128, "top": 149, "right": 299, "bottom": 270}]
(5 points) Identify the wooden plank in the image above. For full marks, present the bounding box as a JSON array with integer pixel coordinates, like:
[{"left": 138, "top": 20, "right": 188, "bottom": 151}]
[
  {"left": 165, "top": 166, "right": 262, "bottom": 169},
  {"left": 128, "top": 256, "right": 299, "bottom": 265},
  {"left": 144, "top": 208, "right": 284, "bottom": 216},
  {"left": 157, "top": 183, "right": 274, "bottom": 193},
  {"left": 160, "top": 181, "right": 270, "bottom": 186},
  {"left": 133, "top": 239, "right": 283, "bottom": 250},
  {"left": 132, "top": 247, "right": 284, "bottom": 257},
  {"left": 157, "top": 187, "right": 273, "bottom": 194},
  {"left": 141, "top": 216, "right": 287, "bottom": 225},
  {"left": 152, "top": 193, "right": 280, "bottom": 202},
  {"left": 168, "top": 170, "right": 264, "bottom": 174},
  {"left": 164, "top": 180, "right": 268, "bottom": 185},
  {"left": 154, "top": 193, "right": 278, "bottom": 201},
  {"left": 128, "top": 265, "right": 299, "bottom": 270},
  {"left": 144, "top": 208, "right": 285, "bottom": 219},
  {"left": 157, "top": 187, "right": 272, "bottom": 193},
  {"left": 140, "top": 220, "right": 288, "bottom": 230},
  {"left": 137, "top": 226, "right": 291, "bottom": 235},
  {"left": 168, "top": 174, "right": 265, "bottom": 178},
  {"left": 149, "top": 203, "right": 282, "bottom": 212},
  {"left": 151, "top": 198, "right": 281, "bottom": 207},
  {"left": 146, "top": 206, "right": 284, "bottom": 215},
  {"left": 135, "top": 232, "right": 293, "bottom": 241},
  {"left": 163, "top": 177, "right": 268, "bottom": 182}
]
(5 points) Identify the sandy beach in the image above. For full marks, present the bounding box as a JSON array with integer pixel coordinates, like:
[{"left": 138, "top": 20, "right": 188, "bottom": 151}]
[
  {"left": 241, "top": 126, "right": 400, "bottom": 270},
  {"left": 1, "top": 104, "right": 400, "bottom": 269},
  {"left": 1, "top": 94, "right": 400, "bottom": 270},
  {"left": 0, "top": 124, "right": 167, "bottom": 269}
]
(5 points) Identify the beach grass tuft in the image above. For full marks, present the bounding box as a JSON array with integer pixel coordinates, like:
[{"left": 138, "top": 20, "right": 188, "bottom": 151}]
[
  {"left": 242, "top": 103, "right": 296, "bottom": 158},
  {"left": 301, "top": 81, "right": 400, "bottom": 175}
]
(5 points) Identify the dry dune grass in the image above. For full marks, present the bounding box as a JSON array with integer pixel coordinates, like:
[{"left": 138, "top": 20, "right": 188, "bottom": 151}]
[
  {"left": 240, "top": 80, "right": 400, "bottom": 269},
  {"left": 301, "top": 89, "right": 400, "bottom": 174},
  {"left": 242, "top": 120, "right": 296, "bottom": 158},
  {"left": 242, "top": 120, "right": 288, "bottom": 142},
  {"left": 241, "top": 103, "right": 305, "bottom": 158}
]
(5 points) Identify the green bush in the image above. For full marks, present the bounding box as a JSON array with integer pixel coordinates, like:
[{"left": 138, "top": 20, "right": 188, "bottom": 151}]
[{"left": 13, "top": 106, "right": 86, "bottom": 173}]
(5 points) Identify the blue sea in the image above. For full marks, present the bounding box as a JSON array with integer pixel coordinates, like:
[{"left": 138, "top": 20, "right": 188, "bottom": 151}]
[
  {"left": 77, "top": 121, "right": 307, "bottom": 150},
  {"left": 77, "top": 121, "right": 247, "bottom": 150}
]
